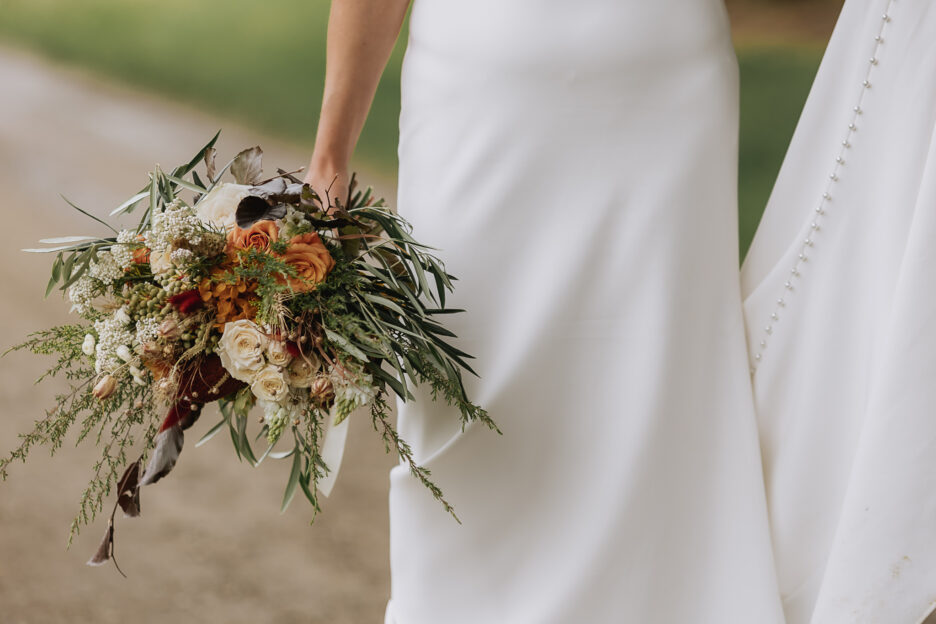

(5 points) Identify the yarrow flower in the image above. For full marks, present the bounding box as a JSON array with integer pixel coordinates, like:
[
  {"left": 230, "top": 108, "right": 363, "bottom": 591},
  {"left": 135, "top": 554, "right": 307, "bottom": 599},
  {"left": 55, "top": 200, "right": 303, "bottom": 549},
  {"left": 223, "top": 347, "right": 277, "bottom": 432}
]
[
  {"left": 88, "top": 251, "right": 123, "bottom": 283},
  {"left": 111, "top": 230, "right": 138, "bottom": 269},
  {"left": 170, "top": 248, "right": 195, "bottom": 265},
  {"left": 67, "top": 275, "right": 96, "bottom": 316},
  {"left": 135, "top": 317, "right": 160, "bottom": 346},
  {"left": 93, "top": 314, "right": 136, "bottom": 375}
]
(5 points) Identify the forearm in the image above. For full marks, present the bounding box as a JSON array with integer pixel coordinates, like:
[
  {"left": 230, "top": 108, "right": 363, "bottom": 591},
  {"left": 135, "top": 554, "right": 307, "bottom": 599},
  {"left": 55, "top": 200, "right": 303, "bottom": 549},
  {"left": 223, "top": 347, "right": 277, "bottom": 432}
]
[{"left": 310, "top": 0, "right": 411, "bottom": 171}]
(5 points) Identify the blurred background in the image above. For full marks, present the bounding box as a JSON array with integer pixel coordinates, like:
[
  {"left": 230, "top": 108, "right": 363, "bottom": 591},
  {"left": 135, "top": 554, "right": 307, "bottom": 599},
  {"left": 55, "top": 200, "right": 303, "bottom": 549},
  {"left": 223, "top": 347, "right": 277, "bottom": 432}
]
[{"left": 0, "top": 1, "right": 842, "bottom": 622}]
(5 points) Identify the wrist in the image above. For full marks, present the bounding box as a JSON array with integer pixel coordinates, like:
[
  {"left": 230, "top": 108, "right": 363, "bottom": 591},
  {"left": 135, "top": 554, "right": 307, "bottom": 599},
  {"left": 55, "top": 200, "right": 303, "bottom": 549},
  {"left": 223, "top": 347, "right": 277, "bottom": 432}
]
[{"left": 307, "top": 149, "right": 349, "bottom": 175}]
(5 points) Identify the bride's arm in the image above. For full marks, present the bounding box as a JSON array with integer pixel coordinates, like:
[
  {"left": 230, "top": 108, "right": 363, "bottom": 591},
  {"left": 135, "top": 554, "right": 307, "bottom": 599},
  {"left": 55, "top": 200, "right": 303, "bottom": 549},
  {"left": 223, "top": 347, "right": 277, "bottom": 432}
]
[{"left": 304, "top": 0, "right": 411, "bottom": 208}]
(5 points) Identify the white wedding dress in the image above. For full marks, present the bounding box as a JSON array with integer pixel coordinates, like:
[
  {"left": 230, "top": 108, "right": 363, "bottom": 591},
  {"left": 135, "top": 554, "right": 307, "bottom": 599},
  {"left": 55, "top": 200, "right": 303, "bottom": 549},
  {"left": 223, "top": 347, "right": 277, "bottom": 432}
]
[
  {"left": 742, "top": 0, "right": 936, "bottom": 622},
  {"left": 384, "top": 1, "right": 786, "bottom": 622}
]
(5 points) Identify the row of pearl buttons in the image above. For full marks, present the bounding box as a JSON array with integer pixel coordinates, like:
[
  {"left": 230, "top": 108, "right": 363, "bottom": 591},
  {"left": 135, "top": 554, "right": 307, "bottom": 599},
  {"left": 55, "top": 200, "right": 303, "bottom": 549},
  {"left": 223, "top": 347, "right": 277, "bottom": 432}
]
[{"left": 749, "top": 1, "right": 896, "bottom": 375}]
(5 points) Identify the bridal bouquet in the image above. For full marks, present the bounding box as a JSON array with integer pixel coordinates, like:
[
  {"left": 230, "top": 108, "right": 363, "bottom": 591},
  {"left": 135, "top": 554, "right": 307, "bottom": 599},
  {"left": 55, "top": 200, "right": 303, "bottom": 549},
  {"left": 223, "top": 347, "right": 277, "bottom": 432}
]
[{"left": 2, "top": 133, "right": 494, "bottom": 573}]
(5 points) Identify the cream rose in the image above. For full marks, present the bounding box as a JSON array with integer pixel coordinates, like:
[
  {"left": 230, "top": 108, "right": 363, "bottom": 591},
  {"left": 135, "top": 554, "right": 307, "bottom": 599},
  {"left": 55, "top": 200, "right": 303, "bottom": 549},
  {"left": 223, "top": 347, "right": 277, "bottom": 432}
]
[
  {"left": 251, "top": 365, "right": 289, "bottom": 402},
  {"left": 285, "top": 353, "right": 320, "bottom": 388},
  {"left": 150, "top": 249, "right": 173, "bottom": 275},
  {"left": 266, "top": 340, "right": 293, "bottom": 368},
  {"left": 218, "top": 319, "right": 268, "bottom": 382},
  {"left": 195, "top": 182, "right": 252, "bottom": 230}
]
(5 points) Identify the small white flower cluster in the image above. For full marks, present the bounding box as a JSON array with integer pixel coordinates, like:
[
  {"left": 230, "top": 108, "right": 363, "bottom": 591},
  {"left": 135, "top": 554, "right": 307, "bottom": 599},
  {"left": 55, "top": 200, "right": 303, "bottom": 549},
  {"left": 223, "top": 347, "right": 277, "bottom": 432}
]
[
  {"left": 170, "top": 248, "right": 195, "bottom": 264},
  {"left": 88, "top": 251, "right": 123, "bottom": 283},
  {"left": 135, "top": 317, "right": 160, "bottom": 346},
  {"left": 258, "top": 394, "right": 309, "bottom": 443},
  {"left": 149, "top": 199, "right": 206, "bottom": 254},
  {"left": 330, "top": 372, "right": 376, "bottom": 425},
  {"left": 67, "top": 275, "right": 96, "bottom": 316},
  {"left": 93, "top": 309, "right": 135, "bottom": 375},
  {"left": 277, "top": 206, "right": 312, "bottom": 239},
  {"left": 111, "top": 230, "right": 138, "bottom": 270}
]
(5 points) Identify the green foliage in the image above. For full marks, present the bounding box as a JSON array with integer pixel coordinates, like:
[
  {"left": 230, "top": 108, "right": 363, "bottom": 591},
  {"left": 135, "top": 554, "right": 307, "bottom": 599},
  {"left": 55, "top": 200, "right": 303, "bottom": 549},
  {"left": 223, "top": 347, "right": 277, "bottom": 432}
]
[
  {"left": 1, "top": 327, "right": 161, "bottom": 546},
  {"left": 738, "top": 45, "right": 823, "bottom": 258}
]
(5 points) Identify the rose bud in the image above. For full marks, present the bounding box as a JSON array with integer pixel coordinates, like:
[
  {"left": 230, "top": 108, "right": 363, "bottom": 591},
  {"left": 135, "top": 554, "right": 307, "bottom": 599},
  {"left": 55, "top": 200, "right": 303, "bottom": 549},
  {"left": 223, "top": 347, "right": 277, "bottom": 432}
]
[
  {"left": 93, "top": 375, "right": 117, "bottom": 400},
  {"left": 309, "top": 375, "right": 335, "bottom": 405},
  {"left": 158, "top": 317, "right": 182, "bottom": 340}
]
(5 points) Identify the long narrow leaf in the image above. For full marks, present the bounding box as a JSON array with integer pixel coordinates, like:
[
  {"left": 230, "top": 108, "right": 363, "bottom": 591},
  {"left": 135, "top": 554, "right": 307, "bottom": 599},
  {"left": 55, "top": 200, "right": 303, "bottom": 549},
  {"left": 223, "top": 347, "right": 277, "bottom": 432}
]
[
  {"left": 281, "top": 446, "right": 302, "bottom": 513},
  {"left": 60, "top": 195, "right": 118, "bottom": 234}
]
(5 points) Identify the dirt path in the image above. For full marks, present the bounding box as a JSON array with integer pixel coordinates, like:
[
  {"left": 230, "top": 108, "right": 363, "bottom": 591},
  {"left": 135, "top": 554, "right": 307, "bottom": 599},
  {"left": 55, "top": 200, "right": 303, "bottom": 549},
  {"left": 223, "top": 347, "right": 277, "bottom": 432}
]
[{"left": 0, "top": 46, "right": 397, "bottom": 623}]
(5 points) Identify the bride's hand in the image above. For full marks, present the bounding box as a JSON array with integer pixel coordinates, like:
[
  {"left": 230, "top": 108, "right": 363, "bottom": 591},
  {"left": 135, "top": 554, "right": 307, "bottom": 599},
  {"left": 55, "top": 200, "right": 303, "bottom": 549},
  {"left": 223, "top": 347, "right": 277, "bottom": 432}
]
[{"left": 303, "top": 155, "right": 350, "bottom": 215}]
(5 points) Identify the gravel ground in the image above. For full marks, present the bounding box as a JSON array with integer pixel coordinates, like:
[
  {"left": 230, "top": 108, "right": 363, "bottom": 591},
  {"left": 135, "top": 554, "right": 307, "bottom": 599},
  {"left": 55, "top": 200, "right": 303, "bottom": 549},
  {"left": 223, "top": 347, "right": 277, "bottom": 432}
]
[{"left": 0, "top": 45, "right": 396, "bottom": 624}]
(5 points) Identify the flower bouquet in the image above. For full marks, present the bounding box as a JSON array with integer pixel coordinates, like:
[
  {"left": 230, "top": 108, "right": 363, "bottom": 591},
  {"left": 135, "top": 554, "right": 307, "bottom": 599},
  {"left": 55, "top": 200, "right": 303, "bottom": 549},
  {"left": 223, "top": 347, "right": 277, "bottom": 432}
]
[{"left": 2, "top": 132, "right": 495, "bottom": 573}]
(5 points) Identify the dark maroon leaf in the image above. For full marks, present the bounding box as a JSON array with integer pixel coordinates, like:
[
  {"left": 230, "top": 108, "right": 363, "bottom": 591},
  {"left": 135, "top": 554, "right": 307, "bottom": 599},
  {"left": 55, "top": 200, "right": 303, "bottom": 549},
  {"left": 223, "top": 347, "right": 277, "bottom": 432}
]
[
  {"left": 139, "top": 425, "right": 184, "bottom": 486},
  {"left": 116, "top": 460, "right": 142, "bottom": 518},
  {"left": 235, "top": 196, "right": 287, "bottom": 228}
]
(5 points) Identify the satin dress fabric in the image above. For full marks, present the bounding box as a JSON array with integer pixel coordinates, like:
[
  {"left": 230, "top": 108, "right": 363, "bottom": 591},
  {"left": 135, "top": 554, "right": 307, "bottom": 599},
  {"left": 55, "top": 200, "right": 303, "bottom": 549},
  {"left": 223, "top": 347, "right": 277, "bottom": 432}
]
[
  {"left": 742, "top": 1, "right": 936, "bottom": 622},
  {"left": 386, "top": 1, "right": 785, "bottom": 622}
]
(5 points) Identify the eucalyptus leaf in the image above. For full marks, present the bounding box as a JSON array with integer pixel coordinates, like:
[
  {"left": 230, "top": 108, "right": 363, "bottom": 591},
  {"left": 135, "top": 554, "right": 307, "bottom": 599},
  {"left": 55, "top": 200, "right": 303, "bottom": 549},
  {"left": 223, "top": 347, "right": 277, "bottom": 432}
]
[
  {"left": 59, "top": 195, "right": 118, "bottom": 234},
  {"left": 281, "top": 447, "right": 302, "bottom": 513},
  {"left": 195, "top": 419, "right": 226, "bottom": 448},
  {"left": 230, "top": 146, "right": 263, "bottom": 185},
  {"left": 110, "top": 191, "right": 149, "bottom": 217}
]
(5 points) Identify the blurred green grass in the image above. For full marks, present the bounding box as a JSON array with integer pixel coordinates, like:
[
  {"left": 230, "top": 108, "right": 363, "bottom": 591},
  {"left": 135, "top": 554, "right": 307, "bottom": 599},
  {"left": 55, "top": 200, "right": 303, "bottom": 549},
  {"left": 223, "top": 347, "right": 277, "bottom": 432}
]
[{"left": 0, "top": 0, "right": 822, "bottom": 257}]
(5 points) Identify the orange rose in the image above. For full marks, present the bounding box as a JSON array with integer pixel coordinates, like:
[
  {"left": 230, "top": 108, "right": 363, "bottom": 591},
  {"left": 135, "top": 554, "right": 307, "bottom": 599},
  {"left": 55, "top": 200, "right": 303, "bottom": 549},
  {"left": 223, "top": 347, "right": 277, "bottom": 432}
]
[
  {"left": 227, "top": 220, "right": 279, "bottom": 252},
  {"left": 280, "top": 233, "right": 335, "bottom": 292}
]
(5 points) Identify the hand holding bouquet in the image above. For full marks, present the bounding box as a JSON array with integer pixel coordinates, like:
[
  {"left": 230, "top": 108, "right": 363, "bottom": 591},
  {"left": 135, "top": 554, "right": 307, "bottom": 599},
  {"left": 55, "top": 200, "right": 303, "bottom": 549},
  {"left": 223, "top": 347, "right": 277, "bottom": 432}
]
[{"left": 2, "top": 133, "right": 496, "bottom": 573}]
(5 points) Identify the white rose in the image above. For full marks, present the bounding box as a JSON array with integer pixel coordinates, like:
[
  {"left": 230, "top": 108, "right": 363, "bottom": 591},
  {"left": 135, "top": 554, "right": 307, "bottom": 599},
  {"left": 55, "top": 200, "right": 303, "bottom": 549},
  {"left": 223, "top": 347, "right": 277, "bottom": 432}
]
[
  {"left": 266, "top": 340, "right": 293, "bottom": 368},
  {"left": 195, "top": 182, "right": 251, "bottom": 231},
  {"left": 251, "top": 365, "right": 289, "bottom": 402},
  {"left": 285, "top": 353, "right": 321, "bottom": 388},
  {"left": 82, "top": 334, "right": 96, "bottom": 356},
  {"left": 218, "top": 319, "right": 268, "bottom": 382}
]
